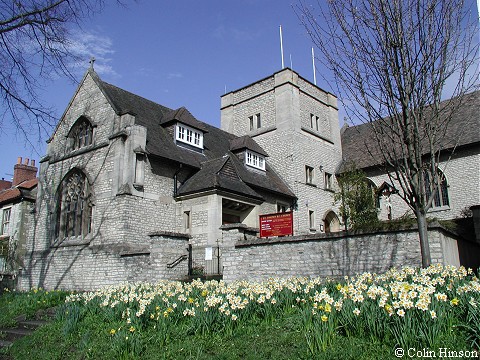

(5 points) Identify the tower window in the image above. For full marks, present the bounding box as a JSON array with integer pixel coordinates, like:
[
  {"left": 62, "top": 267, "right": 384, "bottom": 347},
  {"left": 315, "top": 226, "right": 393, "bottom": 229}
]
[
  {"left": 306, "top": 166, "right": 314, "bottom": 184},
  {"left": 324, "top": 172, "right": 333, "bottom": 190},
  {"left": 248, "top": 113, "right": 262, "bottom": 131}
]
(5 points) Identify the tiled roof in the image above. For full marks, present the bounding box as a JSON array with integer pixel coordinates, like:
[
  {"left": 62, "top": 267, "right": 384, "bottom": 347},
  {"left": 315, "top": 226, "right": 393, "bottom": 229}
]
[
  {"left": 341, "top": 90, "right": 480, "bottom": 170},
  {"left": 0, "top": 179, "right": 38, "bottom": 206},
  {"left": 93, "top": 71, "right": 295, "bottom": 201}
]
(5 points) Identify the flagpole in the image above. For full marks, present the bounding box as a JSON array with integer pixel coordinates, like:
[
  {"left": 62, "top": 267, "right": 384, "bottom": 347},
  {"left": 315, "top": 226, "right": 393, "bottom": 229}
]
[{"left": 279, "top": 26, "right": 285, "bottom": 69}]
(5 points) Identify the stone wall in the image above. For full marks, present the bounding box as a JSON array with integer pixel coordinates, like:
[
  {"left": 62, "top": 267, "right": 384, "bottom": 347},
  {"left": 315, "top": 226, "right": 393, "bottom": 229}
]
[
  {"left": 370, "top": 146, "right": 480, "bottom": 221},
  {"left": 19, "top": 233, "right": 189, "bottom": 291},
  {"left": 222, "top": 224, "right": 479, "bottom": 282}
]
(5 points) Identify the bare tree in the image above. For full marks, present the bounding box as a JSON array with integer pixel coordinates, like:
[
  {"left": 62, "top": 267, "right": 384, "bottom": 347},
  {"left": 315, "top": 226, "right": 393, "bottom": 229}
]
[
  {"left": 297, "top": 0, "right": 479, "bottom": 267},
  {"left": 0, "top": 0, "right": 126, "bottom": 147}
]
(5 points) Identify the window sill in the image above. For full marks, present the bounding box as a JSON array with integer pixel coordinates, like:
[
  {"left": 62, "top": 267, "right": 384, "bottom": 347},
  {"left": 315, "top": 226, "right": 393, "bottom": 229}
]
[
  {"left": 306, "top": 182, "right": 317, "bottom": 187},
  {"left": 324, "top": 188, "right": 335, "bottom": 193},
  {"left": 51, "top": 235, "right": 92, "bottom": 248},
  {"left": 49, "top": 141, "right": 109, "bottom": 164},
  {"left": 428, "top": 206, "right": 450, "bottom": 213}
]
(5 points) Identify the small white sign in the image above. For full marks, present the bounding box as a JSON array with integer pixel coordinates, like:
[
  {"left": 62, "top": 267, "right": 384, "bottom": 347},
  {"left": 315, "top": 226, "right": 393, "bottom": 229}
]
[{"left": 205, "top": 247, "right": 213, "bottom": 261}]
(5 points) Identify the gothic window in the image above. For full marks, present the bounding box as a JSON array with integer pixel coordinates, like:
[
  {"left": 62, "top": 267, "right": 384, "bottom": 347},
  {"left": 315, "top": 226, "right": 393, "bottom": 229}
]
[
  {"left": 55, "top": 170, "right": 93, "bottom": 240},
  {"left": 424, "top": 169, "right": 449, "bottom": 208},
  {"left": 68, "top": 117, "right": 94, "bottom": 151}
]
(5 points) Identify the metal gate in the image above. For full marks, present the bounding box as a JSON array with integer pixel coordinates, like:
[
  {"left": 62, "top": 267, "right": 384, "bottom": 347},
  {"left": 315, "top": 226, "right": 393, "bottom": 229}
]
[{"left": 188, "top": 244, "right": 222, "bottom": 277}]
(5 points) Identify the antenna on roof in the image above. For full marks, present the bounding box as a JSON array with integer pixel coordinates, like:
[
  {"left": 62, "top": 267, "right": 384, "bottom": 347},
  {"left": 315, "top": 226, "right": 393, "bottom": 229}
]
[
  {"left": 311, "top": 47, "right": 317, "bottom": 85},
  {"left": 279, "top": 25, "right": 285, "bottom": 69}
]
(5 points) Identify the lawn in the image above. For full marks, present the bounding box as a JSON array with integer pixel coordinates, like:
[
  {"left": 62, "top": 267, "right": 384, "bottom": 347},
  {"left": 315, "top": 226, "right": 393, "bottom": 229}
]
[{"left": 1, "top": 264, "right": 479, "bottom": 359}]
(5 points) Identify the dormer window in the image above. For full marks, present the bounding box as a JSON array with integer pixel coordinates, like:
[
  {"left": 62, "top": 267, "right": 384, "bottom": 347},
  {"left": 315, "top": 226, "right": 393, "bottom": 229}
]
[
  {"left": 245, "top": 150, "right": 265, "bottom": 170},
  {"left": 176, "top": 123, "right": 203, "bottom": 149}
]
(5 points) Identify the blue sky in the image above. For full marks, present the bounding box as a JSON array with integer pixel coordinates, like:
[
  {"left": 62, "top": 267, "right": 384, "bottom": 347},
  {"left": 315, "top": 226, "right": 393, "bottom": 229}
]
[
  {"left": 1, "top": 0, "right": 477, "bottom": 180},
  {"left": 0, "top": 0, "right": 325, "bottom": 179}
]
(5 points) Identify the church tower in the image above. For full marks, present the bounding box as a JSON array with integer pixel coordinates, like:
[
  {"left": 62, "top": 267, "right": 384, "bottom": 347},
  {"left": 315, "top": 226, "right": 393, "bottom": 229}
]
[{"left": 221, "top": 68, "right": 343, "bottom": 234}]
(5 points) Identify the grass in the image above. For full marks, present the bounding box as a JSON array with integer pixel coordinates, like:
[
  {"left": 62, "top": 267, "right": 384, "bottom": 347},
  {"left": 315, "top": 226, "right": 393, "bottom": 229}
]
[
  {"left": 0, "top": 288, "right": 69, "bottom": 327},
  {"left": 1, "top": 265, "right": 479, "bottom": 359}
]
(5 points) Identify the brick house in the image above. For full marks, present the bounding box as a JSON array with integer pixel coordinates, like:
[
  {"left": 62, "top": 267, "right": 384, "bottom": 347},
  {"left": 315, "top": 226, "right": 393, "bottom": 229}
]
[
  {"left": 0, "top": 158, "right": 38, "bottom": 284},
  {"left": 18, "top": 66, "right": 479, "bottom": 290}
]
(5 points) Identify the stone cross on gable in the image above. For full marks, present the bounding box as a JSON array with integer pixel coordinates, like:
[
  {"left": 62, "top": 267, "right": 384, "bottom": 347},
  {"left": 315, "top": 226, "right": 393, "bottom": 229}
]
[{"left": 89, "top": 57, "right": 96, "bottom": 69}]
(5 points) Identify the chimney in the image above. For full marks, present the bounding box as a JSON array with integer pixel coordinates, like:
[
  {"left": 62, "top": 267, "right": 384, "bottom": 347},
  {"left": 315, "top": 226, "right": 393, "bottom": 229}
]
[{"left": 12, "top": 157, "right": 38, "bottom": 186}]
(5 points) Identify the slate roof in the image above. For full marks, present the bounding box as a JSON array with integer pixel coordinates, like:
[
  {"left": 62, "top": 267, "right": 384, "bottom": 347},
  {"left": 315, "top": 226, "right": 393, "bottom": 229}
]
[
  {"left": 91, "top": 70, "right": 295, "bottom": 201},
  {"left": 230, "top": 136, "right": 269, "bottom": 157},
  {"left": 177, "top": 153, "right": 295, "bottom": 199},
  {"left": 341, "top": 90, "right": 480, "bottom": 170},
  {"left": 0, "top": 178, "right": 38, "bottom": 206}
]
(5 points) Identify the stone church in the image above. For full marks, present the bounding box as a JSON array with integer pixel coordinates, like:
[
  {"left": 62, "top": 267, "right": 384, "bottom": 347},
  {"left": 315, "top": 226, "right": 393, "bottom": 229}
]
[{"left": 15, "top": 66, "right": 479, "bottom": 290}]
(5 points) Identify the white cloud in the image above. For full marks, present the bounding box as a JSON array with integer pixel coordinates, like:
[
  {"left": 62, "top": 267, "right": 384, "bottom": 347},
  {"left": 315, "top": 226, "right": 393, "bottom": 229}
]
[{"left": 67, "top": 30, "right": 118, "bottom": 77}]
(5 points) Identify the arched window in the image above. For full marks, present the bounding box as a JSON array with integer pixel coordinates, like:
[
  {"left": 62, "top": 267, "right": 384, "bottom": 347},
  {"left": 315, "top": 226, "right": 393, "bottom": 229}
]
[
  {"left": 424, "top": 169, "right": 449, "bottom": 208},
  {"left": 68, "top": 117, "right": 94, "bottom": 150},
  {"left": 55, "top": 170, "right": 93, "bottom": 240}
]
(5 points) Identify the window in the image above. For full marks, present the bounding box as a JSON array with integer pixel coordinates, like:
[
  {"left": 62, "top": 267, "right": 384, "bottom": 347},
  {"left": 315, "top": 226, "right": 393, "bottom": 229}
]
[
  {"left": 245, "top": 150, "right": 265, "bottom": 170},
  {"left": 305, "top": 166, "right": 314, "bottom": 184},
  {"left": 184, "top": 211, "right": 191, "bottom": 231},
  {"left": 277, "top": 203, "right": 289, "bottom": 213},
  {"left": 1, "top": 208, "right": 11, "bottom": 235},
  {"left": 309, "top": 210, "right": 315, "bottom": 230},
  {"left": 69, "top": 117, "right": 94, "bottom": 151},
  {"left": 176, "top": 123, "right": 203, "bottom": 149},
  {"left": 248, "top": 113, "right": 261, "bottom": 131},
  {"left": 310, "top": 114, "right": 319, "bottom": 131},
  {"left": 55, "top": 170, "right": 93, "bottom": 240},
  {"left": 424, "top": 170, "right": 449, "bottom": 208},
  {"left": 324, "top": 172, "right": 333, "bottom": 190}
]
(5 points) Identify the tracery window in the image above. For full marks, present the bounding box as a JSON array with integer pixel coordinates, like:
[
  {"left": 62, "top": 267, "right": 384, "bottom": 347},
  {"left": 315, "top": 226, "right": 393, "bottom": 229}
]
[
  {"left": 55, "top": 170, "right": 93, "bottom": 240},
  {"left": 424, "top": 169, "right": 449, "bottom": 208},
  {"left": 68, "top": 117, "right": 94, "bottom": 151}
]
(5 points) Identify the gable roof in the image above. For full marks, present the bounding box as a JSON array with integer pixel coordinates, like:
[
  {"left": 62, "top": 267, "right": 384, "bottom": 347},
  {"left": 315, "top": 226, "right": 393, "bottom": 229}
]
[
  {"left": 230, "top": 136, "right": 269, "bottom": 157},
  {"left": 0, "top": 178, "right": 38, "bottom": 206},
  {"left": 88, "top": 70, "right": 295, "bottom": 201},
  {"left": 177, "top": 154, "right": 295, "bottom": 199},
  {"left": 341, "top": 90, "right": 480, "bottom": 170}
]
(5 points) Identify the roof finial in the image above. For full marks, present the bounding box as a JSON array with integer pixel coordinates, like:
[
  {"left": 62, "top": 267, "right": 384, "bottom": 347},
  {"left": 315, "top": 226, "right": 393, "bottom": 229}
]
[{"left": 89, "top": 56, "right": 96, "bottom": 69}]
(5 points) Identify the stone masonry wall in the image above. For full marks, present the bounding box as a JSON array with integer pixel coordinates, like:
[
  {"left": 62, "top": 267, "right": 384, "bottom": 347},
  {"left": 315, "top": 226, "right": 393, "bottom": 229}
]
[
  {"left": 222, "top": 225, "right": 475, "bottom": 283},
  {"left": 369, "top": 147, "right": 480, "bottom": 221},
  {"left": 19, "top": 235, "right": 188, "bottom": 291}
]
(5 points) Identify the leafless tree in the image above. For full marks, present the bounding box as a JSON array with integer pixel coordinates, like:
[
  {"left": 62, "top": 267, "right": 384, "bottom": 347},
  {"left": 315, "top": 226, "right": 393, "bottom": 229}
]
[
  {"left": 0, "top": 0, "right": 127, "bottom": 147},
  {"left": 297, "top": 0, "right": 479, "bottom": 267}
]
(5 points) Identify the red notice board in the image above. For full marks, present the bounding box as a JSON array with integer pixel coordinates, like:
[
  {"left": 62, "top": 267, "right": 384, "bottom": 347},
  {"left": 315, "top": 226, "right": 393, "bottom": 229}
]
[{"left": 259, "top": 212, "right": 293, "bottom": 238}]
